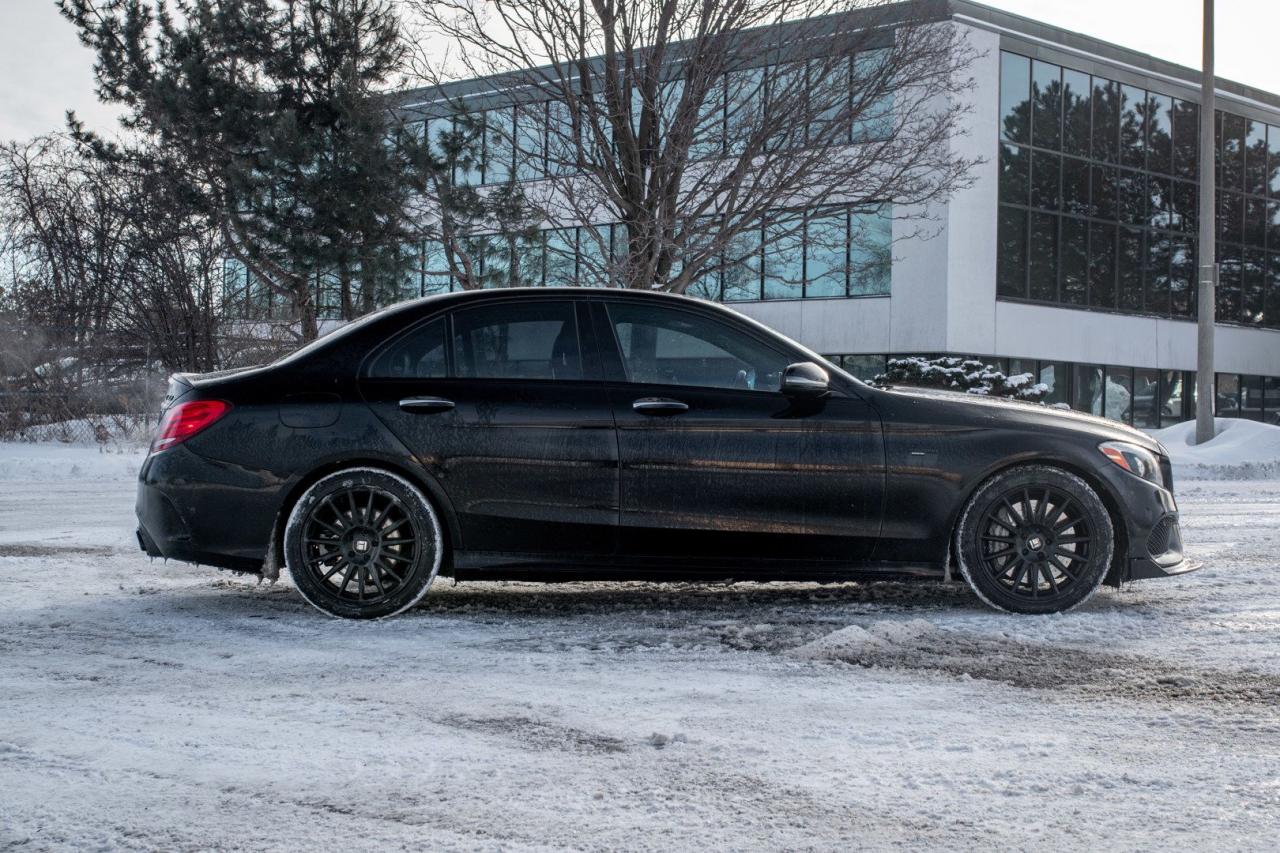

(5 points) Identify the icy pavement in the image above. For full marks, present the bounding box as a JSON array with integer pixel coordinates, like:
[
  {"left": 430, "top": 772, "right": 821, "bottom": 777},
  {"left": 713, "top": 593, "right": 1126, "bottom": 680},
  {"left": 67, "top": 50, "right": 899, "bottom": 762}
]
[{"left": 1, "top": 457, "right": 1278, "bottom": 850}]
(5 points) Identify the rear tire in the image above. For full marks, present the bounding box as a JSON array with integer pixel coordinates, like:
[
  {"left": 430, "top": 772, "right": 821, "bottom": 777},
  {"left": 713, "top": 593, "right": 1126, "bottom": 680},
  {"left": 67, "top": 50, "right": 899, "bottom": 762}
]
[
  {"left": 955, "top": 465, "right": 1114, "bottom": 614},
  {"left": 285, "top": 468, "right": 443, "bottom": 619}
]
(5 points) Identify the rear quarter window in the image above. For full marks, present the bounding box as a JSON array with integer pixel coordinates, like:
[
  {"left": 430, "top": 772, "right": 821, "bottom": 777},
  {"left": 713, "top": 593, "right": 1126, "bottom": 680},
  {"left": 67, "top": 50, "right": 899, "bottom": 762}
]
[{"left": 365, "top": 318, "right": 448, "bottom": 379}]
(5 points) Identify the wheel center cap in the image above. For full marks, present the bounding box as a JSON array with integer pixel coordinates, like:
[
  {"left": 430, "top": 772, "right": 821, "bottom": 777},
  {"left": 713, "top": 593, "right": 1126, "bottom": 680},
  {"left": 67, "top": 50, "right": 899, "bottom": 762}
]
[
  {"left": 1026, "top": 535, "right": 1044, "bottom": 551},
  {"left": 343, "top": 527, "right": 378, "bottom": 563}
]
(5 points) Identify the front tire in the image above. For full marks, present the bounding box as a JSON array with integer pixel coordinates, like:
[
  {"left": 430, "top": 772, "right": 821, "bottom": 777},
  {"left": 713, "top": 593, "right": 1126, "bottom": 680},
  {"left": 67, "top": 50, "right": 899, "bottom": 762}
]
[
  {"left": 955, "top": 465, "right": 1114, "bottom": 614},
  {"left": 285, "top": 468, "right": 443, "bottom": 619}
]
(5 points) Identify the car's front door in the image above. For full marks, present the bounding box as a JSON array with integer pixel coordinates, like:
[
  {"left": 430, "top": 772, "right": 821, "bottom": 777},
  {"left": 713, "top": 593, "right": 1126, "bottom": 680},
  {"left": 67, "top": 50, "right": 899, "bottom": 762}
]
[
  {"left": 592, "top": 299, "right": 882, "bottom": 566},
  {"left": 359, "top": 298, "right": 618, "bottom": 557}
]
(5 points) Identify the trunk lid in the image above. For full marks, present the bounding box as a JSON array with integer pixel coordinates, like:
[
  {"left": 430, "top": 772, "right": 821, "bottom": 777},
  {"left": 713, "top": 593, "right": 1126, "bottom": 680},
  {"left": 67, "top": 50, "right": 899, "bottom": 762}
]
[{"left": 162, "top": 364, "right": 266, "bottom": 411}]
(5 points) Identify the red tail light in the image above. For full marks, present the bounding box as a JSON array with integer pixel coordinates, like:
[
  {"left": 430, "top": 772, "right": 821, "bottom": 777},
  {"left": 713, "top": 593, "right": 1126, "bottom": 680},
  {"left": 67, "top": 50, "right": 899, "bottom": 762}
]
[{"left": 151, "top": 400, "right": 231, "bottom": 453}]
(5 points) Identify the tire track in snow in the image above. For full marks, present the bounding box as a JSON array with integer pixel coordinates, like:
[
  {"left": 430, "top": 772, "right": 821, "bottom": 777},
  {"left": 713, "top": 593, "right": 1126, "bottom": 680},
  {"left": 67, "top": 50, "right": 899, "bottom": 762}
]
[{"left": 789, "top": 620, "right": 1280, "bottom": 708}]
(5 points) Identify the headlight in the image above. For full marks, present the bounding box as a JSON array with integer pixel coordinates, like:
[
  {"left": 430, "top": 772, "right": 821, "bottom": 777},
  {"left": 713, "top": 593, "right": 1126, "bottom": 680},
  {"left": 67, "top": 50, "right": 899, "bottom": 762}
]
[{"left": 1098, "top": 440, "right": 1162, "bottom": 485}]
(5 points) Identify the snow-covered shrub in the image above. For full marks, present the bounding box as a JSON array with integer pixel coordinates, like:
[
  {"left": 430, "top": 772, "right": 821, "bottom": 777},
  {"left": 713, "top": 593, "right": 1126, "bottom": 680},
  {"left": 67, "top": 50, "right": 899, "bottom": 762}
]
[{"left": 873, "top": 356, "right": 1049, "bottom": 403}]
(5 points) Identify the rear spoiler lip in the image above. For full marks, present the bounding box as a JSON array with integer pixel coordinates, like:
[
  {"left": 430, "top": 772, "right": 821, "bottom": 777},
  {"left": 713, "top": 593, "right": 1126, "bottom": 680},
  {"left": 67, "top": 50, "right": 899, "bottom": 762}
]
[
  {"left": 162, "top": 373, "right": 196, "bottom": 412},
  {"left": 174, "top": 363, "right": 272, "bottom": 389}
]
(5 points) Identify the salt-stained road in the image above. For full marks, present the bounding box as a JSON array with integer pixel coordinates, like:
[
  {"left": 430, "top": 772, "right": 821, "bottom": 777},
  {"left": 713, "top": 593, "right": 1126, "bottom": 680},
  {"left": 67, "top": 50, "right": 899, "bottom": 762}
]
[{"left": 1, "top": 455, "right": 1278, "bottom": 851}]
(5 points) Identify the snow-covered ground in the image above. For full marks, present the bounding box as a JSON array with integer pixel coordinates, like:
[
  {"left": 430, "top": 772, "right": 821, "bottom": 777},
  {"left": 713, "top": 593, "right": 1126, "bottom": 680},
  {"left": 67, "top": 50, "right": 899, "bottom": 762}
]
[
  {"left": 1, "top": 442, "right": 1279, "bottom": 850},
  {"left": 1150, "top": 417, "right": 1280, "bottom": 480}
]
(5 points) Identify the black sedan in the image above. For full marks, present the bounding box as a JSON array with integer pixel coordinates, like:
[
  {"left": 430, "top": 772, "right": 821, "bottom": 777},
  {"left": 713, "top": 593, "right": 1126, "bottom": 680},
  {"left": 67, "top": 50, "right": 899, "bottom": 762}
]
[{"left": 136, "top": 288, "right": 1196, "bottom": 618}]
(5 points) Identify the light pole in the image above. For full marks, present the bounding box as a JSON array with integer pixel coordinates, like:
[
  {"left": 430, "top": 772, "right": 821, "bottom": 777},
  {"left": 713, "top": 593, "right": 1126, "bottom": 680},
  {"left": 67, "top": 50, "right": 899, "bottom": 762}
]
[{"left": 1195, "top": 0, "right": 1216, "bottom": 445}]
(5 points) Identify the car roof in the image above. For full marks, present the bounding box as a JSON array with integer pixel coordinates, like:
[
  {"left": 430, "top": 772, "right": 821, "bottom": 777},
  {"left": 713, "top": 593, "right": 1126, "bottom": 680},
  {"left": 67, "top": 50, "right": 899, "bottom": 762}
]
[{"left": 400, "top": 286, "right": 704, "bottom": 310}]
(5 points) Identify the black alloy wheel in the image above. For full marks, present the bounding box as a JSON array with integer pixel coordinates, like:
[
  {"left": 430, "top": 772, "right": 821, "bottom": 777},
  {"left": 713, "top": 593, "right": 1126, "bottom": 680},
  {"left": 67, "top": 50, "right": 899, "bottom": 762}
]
[
  {"left": 286, "top": 468, "right": 442, "bottom": 619},
  {"left": 956, "top": 466, "right": 1114, "bottom": 614}
]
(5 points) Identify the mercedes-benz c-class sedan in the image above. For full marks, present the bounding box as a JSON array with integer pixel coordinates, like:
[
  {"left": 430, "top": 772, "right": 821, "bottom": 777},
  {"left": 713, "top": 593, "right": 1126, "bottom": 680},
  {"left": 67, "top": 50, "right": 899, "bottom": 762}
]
[{"left": 136, "top": 288, "right": 1196, "bottom": 618}]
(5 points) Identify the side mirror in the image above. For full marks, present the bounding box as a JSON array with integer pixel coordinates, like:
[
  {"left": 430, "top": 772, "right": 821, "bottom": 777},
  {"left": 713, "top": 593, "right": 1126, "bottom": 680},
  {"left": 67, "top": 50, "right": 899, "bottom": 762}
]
[{"left": 781, "top": 361, "right": 829, "bottom": 397}]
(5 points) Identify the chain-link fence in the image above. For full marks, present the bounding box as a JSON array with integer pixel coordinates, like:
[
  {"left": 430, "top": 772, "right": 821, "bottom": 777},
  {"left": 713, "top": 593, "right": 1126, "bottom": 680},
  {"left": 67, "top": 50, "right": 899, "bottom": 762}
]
[
  {"left": 0, "top": 320, "right": 306, "bottom": 447},
  {"left": 0, "top": 389, "right": 159, "bottom": 447}
]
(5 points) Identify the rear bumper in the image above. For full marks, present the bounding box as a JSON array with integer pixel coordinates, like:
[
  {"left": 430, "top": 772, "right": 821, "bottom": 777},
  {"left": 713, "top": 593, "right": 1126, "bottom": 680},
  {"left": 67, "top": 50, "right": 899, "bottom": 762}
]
[{"left": 135, "top": 444, "right": 277, "bottom": 573}]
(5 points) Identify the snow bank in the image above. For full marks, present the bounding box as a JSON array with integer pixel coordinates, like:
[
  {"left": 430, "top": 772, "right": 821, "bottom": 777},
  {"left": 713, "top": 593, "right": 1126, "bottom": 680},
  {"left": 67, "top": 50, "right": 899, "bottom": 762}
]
[
  {"left": 1147, "top": 418, "right": 1280, "bottom": 480},
  {"left": 790, "top": 618, "right": 939, "bottom": 661},
  {"left": 0, "top": 442, "right": 145, "bottom": 482}
]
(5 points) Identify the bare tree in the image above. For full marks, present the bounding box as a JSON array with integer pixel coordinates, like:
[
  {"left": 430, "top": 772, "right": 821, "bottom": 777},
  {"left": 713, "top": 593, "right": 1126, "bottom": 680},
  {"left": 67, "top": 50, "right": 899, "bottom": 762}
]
[
  {"left": 406, "top": 0, "right": 979, "bottom": 294},
  {"left": 0, "top": 137, "right": 123, "bottom": 351},
  {"left": 108, "top": 162, "right": 224, "bottom": 373},
  {"left": 0, "top": 136, "right": 223, "bottom": 402}
]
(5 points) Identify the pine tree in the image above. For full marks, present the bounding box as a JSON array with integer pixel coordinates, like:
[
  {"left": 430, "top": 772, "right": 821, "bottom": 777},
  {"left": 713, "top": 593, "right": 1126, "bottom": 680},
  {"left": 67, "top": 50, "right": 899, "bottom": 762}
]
[{"left": 60, "top": 0, "right": 422, "bottom": 340}]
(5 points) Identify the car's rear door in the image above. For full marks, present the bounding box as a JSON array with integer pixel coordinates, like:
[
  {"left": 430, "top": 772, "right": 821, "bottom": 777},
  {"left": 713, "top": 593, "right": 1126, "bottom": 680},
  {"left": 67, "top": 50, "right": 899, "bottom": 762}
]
[
  {"left": 358, "top": 297, "right": 618, "bottom": 557},
  {"left": 591, "top": 299, "right": 882, "bottom": 565}
]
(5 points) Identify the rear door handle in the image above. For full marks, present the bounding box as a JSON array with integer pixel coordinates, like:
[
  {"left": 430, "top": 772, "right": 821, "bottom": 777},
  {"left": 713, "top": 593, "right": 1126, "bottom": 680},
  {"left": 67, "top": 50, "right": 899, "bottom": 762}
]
[
  {"left": 399, "top": 396, "right": 456, "bottom": 414},
  {"left": 632, "top": 397, "right": 689, "bottom": 415}
]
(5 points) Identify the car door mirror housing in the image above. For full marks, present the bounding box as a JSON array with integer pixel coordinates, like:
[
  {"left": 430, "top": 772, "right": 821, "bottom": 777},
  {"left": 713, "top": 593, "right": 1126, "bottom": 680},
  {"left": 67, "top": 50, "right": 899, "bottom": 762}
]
[{"left": 781, "top": 362, "right": 829, "bottom": 396}]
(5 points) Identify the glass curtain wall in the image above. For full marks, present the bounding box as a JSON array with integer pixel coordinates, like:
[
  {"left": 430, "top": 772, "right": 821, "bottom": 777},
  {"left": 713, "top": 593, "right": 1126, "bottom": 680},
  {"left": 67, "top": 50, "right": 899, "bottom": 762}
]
[{"left": 998, "top": 50, "right": 1280, "bottom": 329}]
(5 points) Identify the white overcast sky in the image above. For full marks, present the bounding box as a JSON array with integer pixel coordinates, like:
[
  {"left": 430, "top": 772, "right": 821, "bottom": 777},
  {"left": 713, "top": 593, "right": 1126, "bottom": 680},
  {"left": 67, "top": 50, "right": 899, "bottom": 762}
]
[{"left": 1, "top": 0, "right": 1278, "bottom": 141}]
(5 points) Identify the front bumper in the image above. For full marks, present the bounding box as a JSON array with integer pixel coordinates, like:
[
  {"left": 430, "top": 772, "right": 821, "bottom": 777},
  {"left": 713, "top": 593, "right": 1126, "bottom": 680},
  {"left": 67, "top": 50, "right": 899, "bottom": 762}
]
[
  {"left": 1100, "top": 462, "right": 1202, "bottom": 582},
  {"left": 1127, "top": 512, "right": 1201, "bottom": 579},
  {"left": 1129, "top": 551, "right": 1201, "bottom": 580}
]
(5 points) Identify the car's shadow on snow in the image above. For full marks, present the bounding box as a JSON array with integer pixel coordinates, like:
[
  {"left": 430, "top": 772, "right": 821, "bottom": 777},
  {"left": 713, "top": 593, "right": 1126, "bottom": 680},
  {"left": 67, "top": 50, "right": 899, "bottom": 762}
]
[
  {"left": 409, "top": 578, "right": 983, "bottom": 619},
  {"left": 102, "top": 575, "right": 990, "bottom": 625},
  {"left": 106, "top": 571, "right": 1155, "bottom": 627}
]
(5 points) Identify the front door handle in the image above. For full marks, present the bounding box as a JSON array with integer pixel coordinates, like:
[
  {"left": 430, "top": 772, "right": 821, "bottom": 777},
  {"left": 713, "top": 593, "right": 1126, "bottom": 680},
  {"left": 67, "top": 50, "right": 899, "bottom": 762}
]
[
  {"left": 399, "top": 396, "right": 456, "bottom": 414},
  {"left": 632, "top": 397, "right": 689, "bottom": 415}
]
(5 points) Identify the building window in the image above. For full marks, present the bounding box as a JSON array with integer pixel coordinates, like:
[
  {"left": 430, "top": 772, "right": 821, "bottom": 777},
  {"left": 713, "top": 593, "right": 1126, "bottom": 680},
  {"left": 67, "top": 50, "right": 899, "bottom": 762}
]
[
  {"left": 805, "top": 207, "right": 850, "bottom": 298},
  {"left": 423, "top": 240, "right": 451, "bottom": 293},
  {"left": 1132, "top": 368, "right": 1161, "bottom": 428},
  {"left": 1105, "top": 365, "right": 1134, "bottom": 423},
  {"left": 830, "top": 354, "right": 888, "bottom": 381},
  {"left": 695, "top": 202, "right": 894, "bottom": 301},
  {"left": 543, "top": 228, "right": 578, "bottom": 287},
  {"left": 763, "top": 211, "right": 805, "bottom": 298},
  {"left": 1072, "top": 363, "right": 1104, "bottom": 414},
  {"left": 852, "top": 49, "right": 894, "bottom": 143},
  {"left": 997, "top": 50, "right": 1280, "bottom": 327},
  {"left": 1030, "top": 60, "right": 1061, "bottom": 150},
  {"left": 515, "top": 102, "right": 546, "bottom": 181},
  {"left": 484, "top": 108, "right": 515, "bottom": 184},
  {"left": 723, "top": 223, "right": 763, "bottom": 302},
  {"left": 851, "top": 206, "right": 892, "bottom": 295},
  {"left": 1038, "top": 361, "right": 1069, "bottom": 406},
  {"left": 999, "top": 52, "right": 1030, "bottom": 145},
  {"left": 1216, "top": 373, "right": 1241, "bottom": 416}
]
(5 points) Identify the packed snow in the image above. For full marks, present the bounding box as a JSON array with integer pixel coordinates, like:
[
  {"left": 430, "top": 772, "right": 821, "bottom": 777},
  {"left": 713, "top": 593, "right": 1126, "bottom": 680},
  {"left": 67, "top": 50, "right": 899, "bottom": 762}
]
[
  {"left": 1, "top": 442, "right": 1278, "bottom": 850},
  {"left": 1149, "top": 417, "right": 1280, "bottom": 480},
  {"left": 0, "top": 441, "right": 142, "bottom": 482}
]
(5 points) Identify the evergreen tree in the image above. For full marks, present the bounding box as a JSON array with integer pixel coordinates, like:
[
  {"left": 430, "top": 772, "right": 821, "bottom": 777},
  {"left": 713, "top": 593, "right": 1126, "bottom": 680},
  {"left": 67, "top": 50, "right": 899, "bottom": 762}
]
[{"left": 60, "top": 0, "right": 420, "bottom": 340}]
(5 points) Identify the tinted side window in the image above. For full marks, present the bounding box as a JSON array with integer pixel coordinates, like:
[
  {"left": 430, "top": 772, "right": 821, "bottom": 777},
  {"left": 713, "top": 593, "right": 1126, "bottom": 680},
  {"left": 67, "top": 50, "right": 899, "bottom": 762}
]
[
  {"left": 606, "top": 303, "right": 789, "bottom": 391},
  {"left": 366, "top": 317, "right": 447, "bottom": 378},
  {"left": 453, "top": 301, "right": 582, "bottom": 380}
]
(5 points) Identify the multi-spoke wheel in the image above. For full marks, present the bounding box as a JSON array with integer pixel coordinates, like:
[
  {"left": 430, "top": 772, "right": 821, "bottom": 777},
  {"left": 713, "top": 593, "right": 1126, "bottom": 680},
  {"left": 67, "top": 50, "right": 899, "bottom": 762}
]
[
  {"left": 955, "top": 466, "right": 1114, "bottom": 614},
  {"left": 285, "top": 468, "right": 443, "bottom": 619}
]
